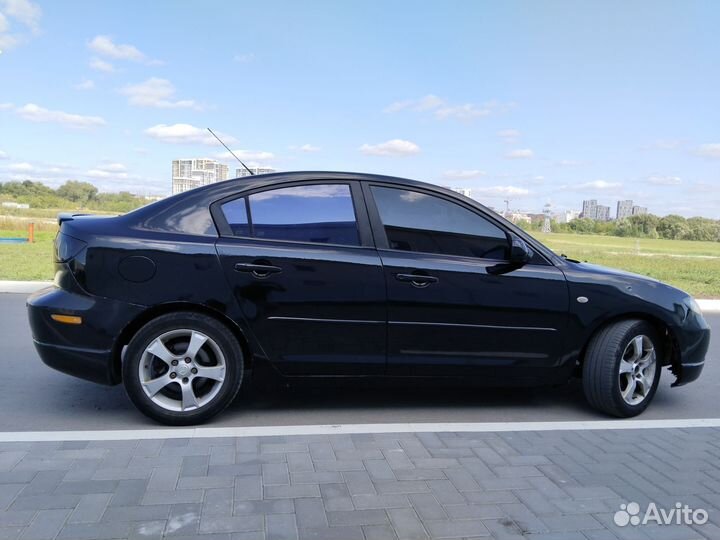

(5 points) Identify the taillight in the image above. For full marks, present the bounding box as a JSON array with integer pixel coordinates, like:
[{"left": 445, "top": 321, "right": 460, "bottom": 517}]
[{"left": 54, "top": 233, "right": 87, "bottom": 262}]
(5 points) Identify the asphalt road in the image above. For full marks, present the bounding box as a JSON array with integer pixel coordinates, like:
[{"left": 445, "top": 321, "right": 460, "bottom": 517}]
[{"left": 2, "top": 292, "right": 717, "bottom": 432}]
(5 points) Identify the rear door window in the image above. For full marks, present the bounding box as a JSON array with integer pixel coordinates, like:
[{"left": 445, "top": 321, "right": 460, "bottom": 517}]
[{"left": 220, "top": 184, "right": 360, "bottom": 246}]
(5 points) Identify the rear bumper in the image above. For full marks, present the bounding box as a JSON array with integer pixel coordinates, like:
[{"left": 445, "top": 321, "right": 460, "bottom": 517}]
[
  {"left": 32, "top": 339, "right": 115, "bottom": 386},
  {"left": 27, "top": 285, "right": 144, "bottom": 385}
]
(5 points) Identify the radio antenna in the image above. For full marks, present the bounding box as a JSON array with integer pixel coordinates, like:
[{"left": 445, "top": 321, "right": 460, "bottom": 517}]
[{"left": 206, "top": 127, "right": 254, "bottom": 176}]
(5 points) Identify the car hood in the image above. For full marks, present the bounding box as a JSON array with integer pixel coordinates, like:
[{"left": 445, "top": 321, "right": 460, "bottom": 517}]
[{"left": 566, "top": 260, "right": 688, "bottom": 298}]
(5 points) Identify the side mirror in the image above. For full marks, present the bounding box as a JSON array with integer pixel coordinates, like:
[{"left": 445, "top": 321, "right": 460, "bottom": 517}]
[{"left": 509, "top": 235, "right": 533, "bottom": 265}]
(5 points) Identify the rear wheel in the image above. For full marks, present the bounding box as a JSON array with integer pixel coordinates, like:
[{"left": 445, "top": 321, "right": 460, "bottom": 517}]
[
  {"left": 583, "top": 319, "right": 661, "bottom": 417},
  {"left": 123, "top": 312, "right": 243, "bottom": 425}
]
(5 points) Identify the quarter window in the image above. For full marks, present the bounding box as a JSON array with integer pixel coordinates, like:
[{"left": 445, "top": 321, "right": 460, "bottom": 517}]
[
  {"left": 221, "top": 198, "right": 250, "bottom": 237},
  {"left": 220, "top": 184, "right": 360, "bottom": 246},
  {"left": 371, "top": 186, "right": 509, "bottom": 259}
]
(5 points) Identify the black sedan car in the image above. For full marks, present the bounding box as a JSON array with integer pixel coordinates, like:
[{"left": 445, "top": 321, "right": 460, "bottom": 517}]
[{"left": 27, "top": 172, "right": 710, "bottom": 425}]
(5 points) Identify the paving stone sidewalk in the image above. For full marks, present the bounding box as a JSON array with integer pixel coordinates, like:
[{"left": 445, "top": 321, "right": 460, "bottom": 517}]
[{"left": 0, "top": 427, "right": 718, "bottom": 540}]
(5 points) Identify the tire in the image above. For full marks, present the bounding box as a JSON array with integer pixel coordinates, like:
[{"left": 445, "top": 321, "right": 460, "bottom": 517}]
[
  {"left": 122, "top": 312, "right": 243, "bottom": 425},
  {"left": 582, "top": 319, "right": 662, "bottom": 417}
]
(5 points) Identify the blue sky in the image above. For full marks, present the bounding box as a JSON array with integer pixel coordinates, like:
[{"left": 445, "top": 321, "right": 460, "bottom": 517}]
[{"left": 0, "top": 0, "right": 718, "bottom": 217}]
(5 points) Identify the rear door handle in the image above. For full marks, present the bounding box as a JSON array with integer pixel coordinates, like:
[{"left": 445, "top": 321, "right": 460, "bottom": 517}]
[
  {"left": 395, "top": 273, "right": 439, "bottom": 288},
  {"left": 234, "top": 262, "right": 283, "bottom": 278}
]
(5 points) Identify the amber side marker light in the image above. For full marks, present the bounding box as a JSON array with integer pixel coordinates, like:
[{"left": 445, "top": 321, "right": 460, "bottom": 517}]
[{"left": 50, "top": 314, "right": 82, "bottom": 325}]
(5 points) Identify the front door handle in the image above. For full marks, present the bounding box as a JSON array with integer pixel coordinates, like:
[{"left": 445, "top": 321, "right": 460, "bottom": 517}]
[
  {"left": 395, "top": 273, "right": 439, "bottom": 288},
  {"left": 234, "top": 262, "right": 282, "bottom": 278}
]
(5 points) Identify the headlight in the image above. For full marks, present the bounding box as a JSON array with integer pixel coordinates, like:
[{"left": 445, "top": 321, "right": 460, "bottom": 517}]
[{"left": 684, "top": 297, "right": 702, "bottom": 315}]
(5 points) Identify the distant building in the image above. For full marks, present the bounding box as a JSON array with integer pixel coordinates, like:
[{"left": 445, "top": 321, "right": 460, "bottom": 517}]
[
  {"left": 596, "top": 205, "right": 611, "bottom": 221},
  {"left": 507, "top": 212, "right": 531, "bottom": 224},
  {"left": 581, "top": 199, "right": 598, "bottom": 219},
  {"left": 235, "top": 167, "right": 276, "bottom": 178},
  {"left": 172, "top": 159, "right": 229, "bottom": 194},
  {"left": 616, "top": 200, "right": 633, "bottom": 220},
  {"left": 554, "top": 210, "right": 581, "bottom": 223},
  {"left": 632, "top": 206, "right": 648, "bottom": 216},
  {"left": 451, "top": 187, "right": 473, "bottom": 198}
]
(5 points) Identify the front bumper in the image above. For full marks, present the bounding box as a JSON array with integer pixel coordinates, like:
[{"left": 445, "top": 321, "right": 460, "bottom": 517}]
[
  {"left": 27, "top": 286, "right": 144, "bottom": 385},
  {"left": 671, "top": 309, "right": 711, "bottom": 387}
]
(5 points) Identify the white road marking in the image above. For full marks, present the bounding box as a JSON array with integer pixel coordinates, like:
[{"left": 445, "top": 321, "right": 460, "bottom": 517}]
[{"left": 0, "top": 418, "right": 719, "bottom": 442}]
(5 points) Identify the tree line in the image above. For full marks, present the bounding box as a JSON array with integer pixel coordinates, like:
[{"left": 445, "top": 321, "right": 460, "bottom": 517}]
[
  {"left": 521, "top": 213, "right": 720, "bottom": 242},
  {"left": 0, "top": 180, "right": 150, "bottom": 213}
]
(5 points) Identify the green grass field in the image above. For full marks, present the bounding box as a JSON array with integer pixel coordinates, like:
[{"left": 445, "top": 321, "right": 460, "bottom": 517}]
[
  {"left": 0, "top": 230, "right": 56, "bottom": 281},
  {"left": 531, "top": 232, "right": 720, "bottom": 298},
  {"left": 1, "top": 228, "right": 718, "bottom": 297}
]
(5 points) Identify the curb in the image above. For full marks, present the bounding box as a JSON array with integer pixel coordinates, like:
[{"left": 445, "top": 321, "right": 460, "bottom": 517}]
[
  {"left": 0, "top": 280, "right": 53, "bottom": 294},
  {"left": 1, "top": 280, "right": 720, "bottom": 313},
  {"left": 698, "top": 299, "right": 720, "bottom": 313}
]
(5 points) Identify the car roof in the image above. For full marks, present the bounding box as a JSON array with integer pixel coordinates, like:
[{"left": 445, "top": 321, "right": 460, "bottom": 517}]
[{"left": 209, "top": 170, "right": 438, "bottom": 193}]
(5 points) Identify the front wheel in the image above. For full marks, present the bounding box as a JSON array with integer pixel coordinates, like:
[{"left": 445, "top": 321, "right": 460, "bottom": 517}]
[
  {"left": 123, "top": 312, "right": 243, "bottom": 425},
  {"left": 583, "top": 319, "right": 661, "bottom": 417}
]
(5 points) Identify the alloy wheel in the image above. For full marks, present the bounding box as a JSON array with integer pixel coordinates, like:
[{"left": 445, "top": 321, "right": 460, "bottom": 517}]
[
  {"left": 139, "top": 329, "right": 226, "bottom": 412},
  {"left": 618, "top": 334, "right": 656, "bottom": 406}
]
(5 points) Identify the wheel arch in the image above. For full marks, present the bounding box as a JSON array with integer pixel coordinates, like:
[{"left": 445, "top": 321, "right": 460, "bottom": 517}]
[
  {"left": 577, "top": 311, "right": 679, "bottom": 374},
  {"left": 111, "top": 302, "right": 254, "bottom": 384}
]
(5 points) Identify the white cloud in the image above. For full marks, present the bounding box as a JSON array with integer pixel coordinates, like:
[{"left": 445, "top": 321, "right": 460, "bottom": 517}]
[
  {"left": 88, "top": 35, "right": 155, "bottom": 63},
  {"left": 576, "top": 180, "right": 622, "bottom": 190},
  {"left": 384, "top": 94, "right": 445, "bottom": 113},
  {"left": 497, "top": 129, "right": 520, "bottom": 141},
  {"left": 74, "top": 78, "right": 95, "bottom": 90},
  {"left": 86, "top": 168, "right": 128, "bottom": 179},
  {"left": 295, "top": 144, "right": 320, "bottom": 153},
  {"left": 120, "top": 78, "right": 200, "bottom": 109},
  {"left": 0, "top": 0, "right": 41, "bottom": 51},
  {"left": 89, "top": 57, "right": 114, "bottom": 72},
  {"left": 384, "top": 95, "right": 511, "bottom": 121},
  {"left": 556, "top": 159, "right": 584, "bottom": 167},
  {"left": 474, "top": 186, "right": 530, "bottom": 197},
  {"left": 643, "top": 139, "right": 683, "bottom": 150},
  {"left": 8, "top": 161, "right": 32, "bottom": 171},
  {"left": 0, "top": 102, "right": 13, "bottom": 110},
  {"left": 359, "top": 139, "right": 420, "bottom": 156},
  {"left": 442, "top": 169, "right": 486, "bottom": 180},
  {"left": 435, "top": 103, "right": 494, "bottom": 120},
  {"left": 96, "top": 162, "right": 126, "bottom": 172},
  {"left": 145, "top": 123, "right": 236, "bottom": 146},
  {"left": 1, "top": 0, "right": 41, "bottom": 31},
  {"left": 233, "top": 52, "right": 255, "bottom": 63},
  {"left": 215, "top": 149, "right": 274, "bottom": 161},
  {"left": 505, "top": 148, "right": 534, "bottom": 159},
  {"left": 15, "top": 103, "right": 106, "bottom": 128},
  {"left": 697, "top": 143, "right": 720, "bottom": 158},
  {"left": 0, "top": 150, "right": 7, "bottom": 159},
  {"left": 647, "top": 175, "right": 681, "bottom": 186}
]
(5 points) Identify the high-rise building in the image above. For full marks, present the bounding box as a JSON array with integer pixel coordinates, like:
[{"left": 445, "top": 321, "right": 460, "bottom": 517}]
[
  {"left": 172, "top": 159, "right": 229, "bottom": 194},
  {"left": 451, "top": 187, "right": 473, "bottom": 198},
  {"left": 581, "top": 199, "right": 598, "bottom": 219},
  {"left": 235, "top": 167, "right": 276, "bottom": 178},
  {"left": 596, "top": 205, "right": 611, "bottom": 221},
  {"left": 616, "top": 200, "right": 633, "bottom": 220},
  {"left": 632, "top": 206, "right": 648, "bottom": 216}
]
